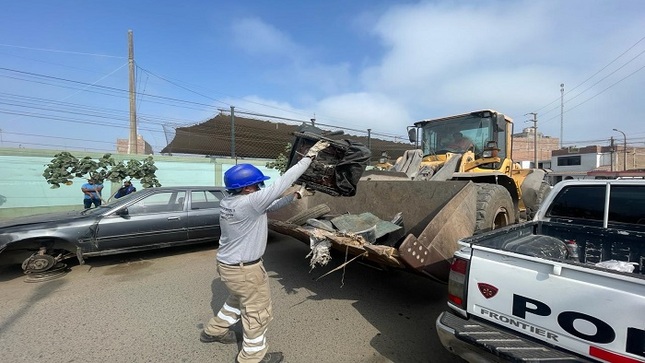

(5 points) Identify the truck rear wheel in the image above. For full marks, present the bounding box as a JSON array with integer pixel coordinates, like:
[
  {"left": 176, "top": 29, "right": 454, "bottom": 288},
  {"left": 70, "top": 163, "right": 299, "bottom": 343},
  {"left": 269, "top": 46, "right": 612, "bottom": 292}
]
[{"left": 475, "top": 184, "right": 515, "bottom": 234}]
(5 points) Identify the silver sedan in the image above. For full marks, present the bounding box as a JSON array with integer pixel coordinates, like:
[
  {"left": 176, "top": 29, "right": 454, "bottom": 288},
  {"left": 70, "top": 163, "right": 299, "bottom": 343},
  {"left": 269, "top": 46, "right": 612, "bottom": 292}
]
[{"left": 0, "top": 186, "right": 226, "bottom": 277}]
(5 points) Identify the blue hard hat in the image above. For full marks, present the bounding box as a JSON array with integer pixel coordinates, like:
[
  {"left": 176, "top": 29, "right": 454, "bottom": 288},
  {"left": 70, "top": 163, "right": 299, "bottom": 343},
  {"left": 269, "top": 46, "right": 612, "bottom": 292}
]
[{"left": 224, "top": 164, "right": 270, "bottom": 190}]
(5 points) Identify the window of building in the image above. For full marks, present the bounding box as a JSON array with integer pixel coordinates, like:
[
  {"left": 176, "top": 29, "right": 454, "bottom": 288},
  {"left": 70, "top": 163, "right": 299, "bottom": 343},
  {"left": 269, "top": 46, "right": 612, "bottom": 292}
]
[{"left": 557, "top": 155, "right": 581, "bottom": 166}]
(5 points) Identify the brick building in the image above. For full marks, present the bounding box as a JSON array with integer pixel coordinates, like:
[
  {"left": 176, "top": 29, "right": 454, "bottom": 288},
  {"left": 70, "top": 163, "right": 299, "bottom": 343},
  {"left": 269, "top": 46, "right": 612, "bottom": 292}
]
[
  {"left": 511, "top": 127, "right": 560, "bottom": 168},
  {"left": 116, "top": 135, "right": 153, "bottom": 155}
]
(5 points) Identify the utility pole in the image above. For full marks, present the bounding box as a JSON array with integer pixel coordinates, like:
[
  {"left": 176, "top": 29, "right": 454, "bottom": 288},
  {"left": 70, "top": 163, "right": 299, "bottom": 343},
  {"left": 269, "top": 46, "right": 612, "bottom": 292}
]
[
  {"left": 526, "top": 112, "right": 538, "bottom": 168},
  {"left": 610, "top": 137, "right": 615, "bottom": 172},
  {"left": 128, "top": 30, "right": 138, "bottom": 154},
  {"left": 612, "top": 128, "right": 627, "bottom": 171},
  {"left": 230, "top": 106, "right": 236, "bottom": 159},
  {"left": 560, "top": 83, "right": 564, "bottom": 149}
]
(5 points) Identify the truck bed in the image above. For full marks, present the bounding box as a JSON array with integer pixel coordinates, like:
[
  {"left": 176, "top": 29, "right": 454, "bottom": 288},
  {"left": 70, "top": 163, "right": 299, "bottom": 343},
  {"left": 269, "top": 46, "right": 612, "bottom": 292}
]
[{"left": 470, "top": 220, "right": 645, "bottom": 277}]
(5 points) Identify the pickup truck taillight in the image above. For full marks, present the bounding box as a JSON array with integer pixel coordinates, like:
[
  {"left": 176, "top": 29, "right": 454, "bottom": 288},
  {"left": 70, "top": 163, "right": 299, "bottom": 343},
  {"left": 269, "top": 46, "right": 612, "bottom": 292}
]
[{"left": 447, "top": 257, "right": 468, "bottom": 310}]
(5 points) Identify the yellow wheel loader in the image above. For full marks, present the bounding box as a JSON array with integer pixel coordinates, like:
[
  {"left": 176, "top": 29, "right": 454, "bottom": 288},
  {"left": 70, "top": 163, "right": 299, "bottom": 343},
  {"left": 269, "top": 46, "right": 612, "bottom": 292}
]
[{"left": 269, "top": 110, "right": 550, "bottom": 282}]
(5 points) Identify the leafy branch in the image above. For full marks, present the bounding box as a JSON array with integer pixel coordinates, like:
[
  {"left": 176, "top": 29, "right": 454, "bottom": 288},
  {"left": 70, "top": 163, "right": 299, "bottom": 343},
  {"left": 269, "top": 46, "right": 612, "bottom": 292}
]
[
  {"left": 266, "top": 143, "right": 291, "bottom": 175},
  {"left": 43, "top": 152, "right": 162, "bottom": 189}
]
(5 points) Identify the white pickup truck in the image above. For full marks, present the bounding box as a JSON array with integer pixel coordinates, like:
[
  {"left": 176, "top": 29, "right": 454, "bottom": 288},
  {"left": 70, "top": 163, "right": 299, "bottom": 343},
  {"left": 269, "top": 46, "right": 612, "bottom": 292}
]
[{"left": 436, "top": 179, "right": 645, "bottom": 363}]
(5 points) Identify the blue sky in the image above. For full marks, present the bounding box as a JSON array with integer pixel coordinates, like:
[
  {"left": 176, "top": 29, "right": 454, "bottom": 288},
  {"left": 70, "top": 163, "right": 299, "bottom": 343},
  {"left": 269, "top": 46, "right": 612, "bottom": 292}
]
[{"left": 1, "top": 0, "right": 644, "bottom": 154}]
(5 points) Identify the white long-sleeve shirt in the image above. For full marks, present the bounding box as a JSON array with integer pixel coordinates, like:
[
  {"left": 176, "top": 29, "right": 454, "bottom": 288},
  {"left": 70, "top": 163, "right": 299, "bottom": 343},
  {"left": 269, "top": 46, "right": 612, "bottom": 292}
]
[{"left": 216, "top": 157, "right": 312, "bottom": 264}]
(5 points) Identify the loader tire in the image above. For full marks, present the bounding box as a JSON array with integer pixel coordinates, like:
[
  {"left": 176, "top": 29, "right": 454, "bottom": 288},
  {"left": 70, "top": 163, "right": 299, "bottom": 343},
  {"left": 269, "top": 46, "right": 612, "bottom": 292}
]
[
  {"left": 474, "top": 184, "right": 515, "bottom": 234},
  {"left": 526, "top": 181, "right": 551, "bottom": 220},
  {"left": 286, "top": 204, "right": 331, "bottom": 226}
]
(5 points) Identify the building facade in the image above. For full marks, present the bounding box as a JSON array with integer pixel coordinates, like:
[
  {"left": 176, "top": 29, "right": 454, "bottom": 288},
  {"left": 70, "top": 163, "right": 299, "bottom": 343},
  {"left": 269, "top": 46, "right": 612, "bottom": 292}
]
[
  {"left": 511, "top": 127, "right": 560, "bottom": 168},
  {"left": 116, "top": 135, "right": 153, "bottom": 155},
  {"left": 546, "top": 145, "right": 645, "bottom": 184}
]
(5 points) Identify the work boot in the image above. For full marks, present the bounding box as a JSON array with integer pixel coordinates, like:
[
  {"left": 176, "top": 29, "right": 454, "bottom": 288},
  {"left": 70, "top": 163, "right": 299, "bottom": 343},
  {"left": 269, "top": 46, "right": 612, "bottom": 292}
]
[
  {"left": 259, "top": 352, "right": 284, "bottom": 363},
  {"left": 236, "top": 352, "right": 284, "bottom": 363},
  {"left": 200, "top": 330, "right": 237, "bottom": 344}
]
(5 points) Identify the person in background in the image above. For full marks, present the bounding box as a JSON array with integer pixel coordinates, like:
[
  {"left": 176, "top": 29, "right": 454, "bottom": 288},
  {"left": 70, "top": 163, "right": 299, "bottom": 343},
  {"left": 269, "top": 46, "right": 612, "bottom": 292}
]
[
  {"left": 81, "top": 178, "right": 103, "bottom": 208},
  {"left": 200, "top": 139, "right": 329, "bottom": 363},
  {"left": 114, "top": 180, "right": 136, "bottom": 199}
]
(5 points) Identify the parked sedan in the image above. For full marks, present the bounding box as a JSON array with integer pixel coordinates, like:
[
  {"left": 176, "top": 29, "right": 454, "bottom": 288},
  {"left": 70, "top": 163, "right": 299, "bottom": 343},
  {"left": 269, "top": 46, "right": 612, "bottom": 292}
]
[{"left": 0, "top": 186, "right": 226, "bottom": 274}]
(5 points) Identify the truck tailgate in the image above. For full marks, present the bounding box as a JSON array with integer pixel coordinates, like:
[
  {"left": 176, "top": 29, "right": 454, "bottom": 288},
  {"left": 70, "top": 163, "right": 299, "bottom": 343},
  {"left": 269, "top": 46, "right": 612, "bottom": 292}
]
[{"left": 466, "top": 246, "right": 645, "bottom": 362}]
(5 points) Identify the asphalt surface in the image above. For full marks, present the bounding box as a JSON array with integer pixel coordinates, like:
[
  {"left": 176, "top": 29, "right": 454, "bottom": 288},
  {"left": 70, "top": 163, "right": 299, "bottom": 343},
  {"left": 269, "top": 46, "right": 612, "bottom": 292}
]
[{"left": 0, "top": 231, "right": 466, "bottom": 363}]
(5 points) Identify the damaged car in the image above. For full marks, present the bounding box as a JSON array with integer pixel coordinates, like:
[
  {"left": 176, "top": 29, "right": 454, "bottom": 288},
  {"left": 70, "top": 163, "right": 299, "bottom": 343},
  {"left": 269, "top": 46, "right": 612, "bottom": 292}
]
[{"left": 0, "top": 186, "right": 225, "bottom": 279}]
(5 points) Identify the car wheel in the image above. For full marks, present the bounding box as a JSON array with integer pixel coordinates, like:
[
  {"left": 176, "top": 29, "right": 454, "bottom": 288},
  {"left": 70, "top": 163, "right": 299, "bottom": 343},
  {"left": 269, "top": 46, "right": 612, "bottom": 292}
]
[{"left": 22, "top": 254, "right": 56, "bottom": 273}]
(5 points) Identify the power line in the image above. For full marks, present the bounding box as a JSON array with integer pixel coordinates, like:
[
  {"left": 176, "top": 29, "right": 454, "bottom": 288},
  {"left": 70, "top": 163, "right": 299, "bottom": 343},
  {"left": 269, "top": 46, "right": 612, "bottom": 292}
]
[
  {"left": 137, "top": 65, "right": 231, "bottom": 107},
  {"left": 534, "top": 35, "right": 645, "bottom": 114},
  {"left": 0, "top": 43, "right": 125, "bottom": 58},
  {"left": 541, "top": 62, "right": 645, "bottom": 126}
]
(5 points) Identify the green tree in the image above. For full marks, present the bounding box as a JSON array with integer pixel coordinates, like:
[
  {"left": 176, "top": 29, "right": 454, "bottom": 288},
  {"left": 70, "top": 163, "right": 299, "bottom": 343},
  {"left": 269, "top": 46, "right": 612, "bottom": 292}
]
[
  {"left": 43, "top": 152, "right": 161, "bottom": 189},
  {"left": 266, "top": 142, "right": 291, "bottom": 175}
]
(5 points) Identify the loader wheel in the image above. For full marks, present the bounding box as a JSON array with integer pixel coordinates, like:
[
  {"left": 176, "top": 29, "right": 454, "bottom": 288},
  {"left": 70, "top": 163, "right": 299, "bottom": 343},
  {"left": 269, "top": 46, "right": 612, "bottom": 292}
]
[
  {"left": 526, "top": 181, "right": 551, "bottom": 220},
  {"left": 474, "top": 184, "right": 515, "bottom": 234},
  {"left": 286, "top": 204, "right": 331, "bottom": 226}
]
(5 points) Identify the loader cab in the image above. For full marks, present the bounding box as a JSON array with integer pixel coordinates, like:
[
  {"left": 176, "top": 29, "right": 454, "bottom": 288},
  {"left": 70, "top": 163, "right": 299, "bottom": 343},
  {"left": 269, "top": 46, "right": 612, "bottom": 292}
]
[{"left": 411, "top": 110, "right": 512, "bottom": 169}]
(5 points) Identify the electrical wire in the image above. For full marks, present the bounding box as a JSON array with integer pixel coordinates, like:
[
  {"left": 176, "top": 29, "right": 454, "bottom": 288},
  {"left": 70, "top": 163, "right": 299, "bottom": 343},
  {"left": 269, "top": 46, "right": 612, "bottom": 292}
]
[
  {"left": 534, "top": 35, "right": 645, "bottom": 114},
  {"left": 0, "top": 43, "right": 125, "bottom": 58}
]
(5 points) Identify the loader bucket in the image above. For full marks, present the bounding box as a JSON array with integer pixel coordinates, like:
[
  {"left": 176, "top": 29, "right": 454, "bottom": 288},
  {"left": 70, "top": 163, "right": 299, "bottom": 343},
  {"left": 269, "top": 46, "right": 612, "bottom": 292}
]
[{"left": 268, "top": 179, "right": 477, "bottom": 281}]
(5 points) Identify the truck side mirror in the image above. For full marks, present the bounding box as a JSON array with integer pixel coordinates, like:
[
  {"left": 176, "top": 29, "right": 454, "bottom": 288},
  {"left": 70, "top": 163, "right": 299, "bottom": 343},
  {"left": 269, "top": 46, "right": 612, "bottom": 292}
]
[
  {"left": 408, "top": 128, "right": 417, "bottom": 143},
  {"left": 483, "top": 141, "right": 500, "bottom": 158}
]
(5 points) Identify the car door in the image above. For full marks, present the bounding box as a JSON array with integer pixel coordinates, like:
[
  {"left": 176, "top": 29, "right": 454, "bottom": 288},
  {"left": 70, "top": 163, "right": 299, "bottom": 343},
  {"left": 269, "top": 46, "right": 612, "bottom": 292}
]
[
  {"left": 94, "top": 190, "right": 188, "bottom": 251},
  {"left": 186, "top": 189, "right": 225, "bottom": 243}
]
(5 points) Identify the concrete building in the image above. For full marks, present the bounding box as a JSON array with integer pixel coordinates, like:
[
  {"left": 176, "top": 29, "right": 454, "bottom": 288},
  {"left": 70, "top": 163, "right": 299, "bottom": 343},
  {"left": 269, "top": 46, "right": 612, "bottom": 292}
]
[{"left": 546, "top": 145, "right": 645, "bottom": 184}]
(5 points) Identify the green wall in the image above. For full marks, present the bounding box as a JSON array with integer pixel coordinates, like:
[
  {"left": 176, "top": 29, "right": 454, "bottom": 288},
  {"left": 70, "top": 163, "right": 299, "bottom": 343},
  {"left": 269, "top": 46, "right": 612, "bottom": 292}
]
[{"left": 0, "top": 148, "right": 278, "bottom": 220}]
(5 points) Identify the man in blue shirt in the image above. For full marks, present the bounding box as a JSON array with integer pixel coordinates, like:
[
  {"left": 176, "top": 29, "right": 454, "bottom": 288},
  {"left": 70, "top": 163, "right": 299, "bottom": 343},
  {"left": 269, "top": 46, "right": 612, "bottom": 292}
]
[
  {"left": 81, "top": 178, "right": 103, "bottom": 208},
  {"left": 114, "top": 180, "right": 136, "bottom": 199}
]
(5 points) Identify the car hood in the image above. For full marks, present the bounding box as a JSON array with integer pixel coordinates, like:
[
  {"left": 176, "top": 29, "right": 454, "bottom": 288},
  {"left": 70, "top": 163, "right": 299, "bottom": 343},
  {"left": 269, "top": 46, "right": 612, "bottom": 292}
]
[{"left": 0, "top": 210, "right": 90, "bottom": 229}]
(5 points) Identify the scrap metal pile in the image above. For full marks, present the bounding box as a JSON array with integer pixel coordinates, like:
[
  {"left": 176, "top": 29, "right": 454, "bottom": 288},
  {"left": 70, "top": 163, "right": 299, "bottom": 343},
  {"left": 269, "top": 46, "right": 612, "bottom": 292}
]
[{"left": 269, "top": 126, "right": 477, "bottom": 282}]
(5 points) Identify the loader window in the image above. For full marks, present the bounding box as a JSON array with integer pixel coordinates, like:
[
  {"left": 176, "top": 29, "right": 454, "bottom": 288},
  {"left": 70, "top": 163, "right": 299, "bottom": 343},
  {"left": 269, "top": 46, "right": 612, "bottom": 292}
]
[{"left": 419, "top": 116, "right": 495, "bottom": 156}]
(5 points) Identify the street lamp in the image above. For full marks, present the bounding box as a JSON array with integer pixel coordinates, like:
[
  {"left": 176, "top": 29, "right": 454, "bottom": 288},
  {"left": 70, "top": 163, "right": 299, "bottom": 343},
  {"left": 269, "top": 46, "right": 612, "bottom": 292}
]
[{"left": 612, "top": 128, "right": 627, "bottom": 171}]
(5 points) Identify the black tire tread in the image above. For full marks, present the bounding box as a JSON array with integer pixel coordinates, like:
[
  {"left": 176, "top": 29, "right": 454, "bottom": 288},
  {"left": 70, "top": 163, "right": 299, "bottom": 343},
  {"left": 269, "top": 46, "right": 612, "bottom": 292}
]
[
  {"left": 526, "top": 181, "right": 551, "bottom": 220},
  {"left": 286, "top": 204, "right": 331, "bottom": 226},
  {"left": 474, "top": 184, "right": 515, "bottom": 234}
]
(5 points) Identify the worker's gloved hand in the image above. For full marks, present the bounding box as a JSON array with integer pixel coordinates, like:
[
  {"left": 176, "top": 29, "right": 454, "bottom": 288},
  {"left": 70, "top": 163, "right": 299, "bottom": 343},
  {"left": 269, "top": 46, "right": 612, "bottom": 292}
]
[{"left": 306, "top": 140, "right": 330, "bottom": 159}]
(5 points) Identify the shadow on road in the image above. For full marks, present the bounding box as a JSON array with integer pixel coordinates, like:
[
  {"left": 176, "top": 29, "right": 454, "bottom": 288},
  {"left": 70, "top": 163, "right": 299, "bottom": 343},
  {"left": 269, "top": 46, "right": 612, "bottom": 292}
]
[
  {"left": 76, "top": 242, "right": 219, "bottom": 269},
  {"left": 0, "top": 265, "right": 24, "bottom": 282},
  {"left": 0, "top": 278, "right": 67, "bottom": 338},
  {"left": 262, "top": 231, "right": 463, "bottom": 363}
]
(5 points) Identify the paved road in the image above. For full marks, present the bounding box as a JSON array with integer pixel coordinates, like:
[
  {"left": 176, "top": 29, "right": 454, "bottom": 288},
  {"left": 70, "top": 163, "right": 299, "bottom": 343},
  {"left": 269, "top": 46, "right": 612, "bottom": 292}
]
[{"left": 0, "top": 231, "right": 465, "bottom": 363}]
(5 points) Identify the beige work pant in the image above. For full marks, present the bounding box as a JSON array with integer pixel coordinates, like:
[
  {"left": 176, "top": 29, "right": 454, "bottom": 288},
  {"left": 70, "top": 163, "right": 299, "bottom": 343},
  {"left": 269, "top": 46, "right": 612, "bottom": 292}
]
[{"left": 206, "top": 261, "right": 273, "bottom": 363}]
